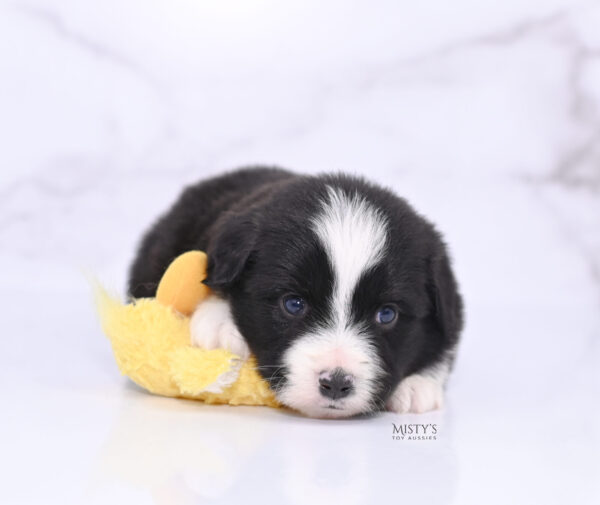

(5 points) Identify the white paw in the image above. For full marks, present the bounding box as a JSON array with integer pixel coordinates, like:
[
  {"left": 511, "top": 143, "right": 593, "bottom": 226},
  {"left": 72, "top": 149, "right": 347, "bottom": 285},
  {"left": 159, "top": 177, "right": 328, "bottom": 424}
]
[
  {"left": 190, "top": 295, "right": 250, "bottom": 359},
  {"left": 387, "top": 374, "right": 445, "bottom": 414}
]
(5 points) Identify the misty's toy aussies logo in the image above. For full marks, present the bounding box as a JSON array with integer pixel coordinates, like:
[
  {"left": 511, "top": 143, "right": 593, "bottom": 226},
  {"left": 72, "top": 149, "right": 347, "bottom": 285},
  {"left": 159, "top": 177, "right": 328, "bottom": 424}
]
[{"left": 392, "top": 423, "right": 438, "bottom": 441}]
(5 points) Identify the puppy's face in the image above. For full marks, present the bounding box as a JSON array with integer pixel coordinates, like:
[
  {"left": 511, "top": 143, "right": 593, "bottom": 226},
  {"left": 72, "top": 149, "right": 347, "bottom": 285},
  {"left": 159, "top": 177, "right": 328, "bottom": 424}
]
[{"left": 207, "top": 181, "right": 460, "bottom": 418}]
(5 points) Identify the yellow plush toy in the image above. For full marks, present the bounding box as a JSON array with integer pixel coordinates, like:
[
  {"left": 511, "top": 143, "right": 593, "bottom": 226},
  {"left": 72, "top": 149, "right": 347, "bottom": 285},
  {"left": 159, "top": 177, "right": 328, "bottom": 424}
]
[{"left": 95, "top": 251, "right": 279, "bottom": 407}]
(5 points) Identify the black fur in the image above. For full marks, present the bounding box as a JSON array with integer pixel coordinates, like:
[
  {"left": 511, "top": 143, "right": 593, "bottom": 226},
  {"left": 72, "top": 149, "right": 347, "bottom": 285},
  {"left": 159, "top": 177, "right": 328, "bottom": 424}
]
[
  {"left": 128, "top": 167, "right": 293, "bottom": 298},
  {"left": 128, "top": 167, "right": 463, "bottom": 412}
]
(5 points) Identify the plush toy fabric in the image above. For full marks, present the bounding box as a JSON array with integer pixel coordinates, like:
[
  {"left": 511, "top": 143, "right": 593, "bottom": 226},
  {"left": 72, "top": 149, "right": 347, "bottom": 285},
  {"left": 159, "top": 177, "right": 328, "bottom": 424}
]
[{"left": 95, "top": 251, "right": 279, "bottom": 408}]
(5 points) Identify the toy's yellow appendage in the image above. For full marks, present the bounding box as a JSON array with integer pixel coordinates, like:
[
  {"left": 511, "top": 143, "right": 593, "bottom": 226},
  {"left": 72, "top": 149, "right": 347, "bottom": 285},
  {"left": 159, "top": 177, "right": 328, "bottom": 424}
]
[
  {"left": 155, "top": 250, "right": 212, "bottom": 316},
  {"left": 94, "top": 274, "right": 279, "bottom": 408}
]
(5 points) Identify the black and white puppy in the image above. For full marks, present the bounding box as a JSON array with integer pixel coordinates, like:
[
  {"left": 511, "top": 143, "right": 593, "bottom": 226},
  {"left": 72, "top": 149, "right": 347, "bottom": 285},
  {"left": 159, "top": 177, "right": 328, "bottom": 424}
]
[{"left": 129, "top": 167, "right": 463, "bottom": 418}]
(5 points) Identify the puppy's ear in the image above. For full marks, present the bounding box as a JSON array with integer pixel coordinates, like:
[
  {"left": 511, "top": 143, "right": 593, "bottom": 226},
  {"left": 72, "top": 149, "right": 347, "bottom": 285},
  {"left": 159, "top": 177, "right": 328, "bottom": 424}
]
[
  {"left": 204, "top": 211, "right": 258, "bottom": 292},
  {"left": 428, "top": 251, "right": 464, "bottom": 346}
]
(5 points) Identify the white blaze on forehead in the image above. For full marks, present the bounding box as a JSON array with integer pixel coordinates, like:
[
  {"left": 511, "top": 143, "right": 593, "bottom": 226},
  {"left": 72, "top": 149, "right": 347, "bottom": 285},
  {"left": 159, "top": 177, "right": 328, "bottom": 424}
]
[{"left": 311, "top": 185, "right": 388, "bottom": 327}]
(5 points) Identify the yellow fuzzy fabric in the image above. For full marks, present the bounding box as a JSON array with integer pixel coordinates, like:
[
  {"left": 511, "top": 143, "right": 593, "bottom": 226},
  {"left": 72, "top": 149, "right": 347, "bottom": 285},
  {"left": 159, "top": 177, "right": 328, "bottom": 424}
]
[{"left": 94, "top": 251, "right": 279, "bottom": 408}]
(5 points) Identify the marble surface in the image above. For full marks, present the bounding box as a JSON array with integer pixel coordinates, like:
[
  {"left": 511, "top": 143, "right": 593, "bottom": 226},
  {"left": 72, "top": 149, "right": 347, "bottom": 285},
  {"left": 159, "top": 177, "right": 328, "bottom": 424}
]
[{"left": 1, "top": 1, "right": 599, "bottom": 504}]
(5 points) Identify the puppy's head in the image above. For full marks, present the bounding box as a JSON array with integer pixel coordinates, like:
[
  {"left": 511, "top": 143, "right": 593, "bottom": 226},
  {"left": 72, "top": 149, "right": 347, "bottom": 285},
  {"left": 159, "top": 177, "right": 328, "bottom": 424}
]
[{"left": 206, "top": 176, "right": 462, "bottom": 418}]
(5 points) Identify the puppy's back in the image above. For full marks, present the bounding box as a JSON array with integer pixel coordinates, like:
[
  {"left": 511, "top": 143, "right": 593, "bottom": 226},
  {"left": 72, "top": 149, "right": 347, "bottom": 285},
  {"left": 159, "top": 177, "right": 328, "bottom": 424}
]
[{"left": 128, "top": 166, "right": 293, "bottom": 298}]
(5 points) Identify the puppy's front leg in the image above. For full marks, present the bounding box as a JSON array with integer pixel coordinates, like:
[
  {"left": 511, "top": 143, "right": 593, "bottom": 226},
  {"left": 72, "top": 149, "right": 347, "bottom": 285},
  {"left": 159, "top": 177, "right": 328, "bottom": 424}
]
[{"left": 190, "top": 294, "right": 250, "bottom": 359}]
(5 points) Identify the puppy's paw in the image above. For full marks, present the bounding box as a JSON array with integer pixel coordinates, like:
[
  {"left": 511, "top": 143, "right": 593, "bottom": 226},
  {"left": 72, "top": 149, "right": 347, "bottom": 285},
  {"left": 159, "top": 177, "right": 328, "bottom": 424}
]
[
  {"left": 387, "top": 374, "right": 444, "bottom": 414},
  {"left": 216, "top": 321, "right": 249, "bottom": 360},
  {"left": 190, "top": 295, "right": 250, "bottom": 359}
]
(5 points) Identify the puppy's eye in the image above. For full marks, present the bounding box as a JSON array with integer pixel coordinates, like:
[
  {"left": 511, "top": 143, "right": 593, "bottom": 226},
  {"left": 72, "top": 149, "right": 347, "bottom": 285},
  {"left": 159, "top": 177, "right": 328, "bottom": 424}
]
[
  {"left": 375, "top": 305, "right": 397, "bottom": 325},
  {"left": 282, "top": 295, "right": 306, "bottom": 316}
]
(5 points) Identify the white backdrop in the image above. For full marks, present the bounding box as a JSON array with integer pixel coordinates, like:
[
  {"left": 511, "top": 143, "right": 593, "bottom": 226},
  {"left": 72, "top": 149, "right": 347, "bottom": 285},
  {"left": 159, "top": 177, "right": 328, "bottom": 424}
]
[{"left": 1, "top": 1, "right": 599, "bottom": 504}]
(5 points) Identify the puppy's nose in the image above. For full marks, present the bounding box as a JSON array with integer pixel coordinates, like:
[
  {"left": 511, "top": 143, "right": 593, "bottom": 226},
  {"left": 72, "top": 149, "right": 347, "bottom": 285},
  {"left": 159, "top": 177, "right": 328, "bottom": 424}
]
[{"left": 319, "top": 368, "right": 355, "bottom": 400}]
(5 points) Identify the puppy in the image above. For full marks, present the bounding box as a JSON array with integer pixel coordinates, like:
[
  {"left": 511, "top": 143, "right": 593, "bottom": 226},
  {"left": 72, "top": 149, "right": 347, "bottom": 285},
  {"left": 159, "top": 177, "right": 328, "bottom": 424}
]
[{"left": 129, "top": 167, "right": 463, "bottom": 418}]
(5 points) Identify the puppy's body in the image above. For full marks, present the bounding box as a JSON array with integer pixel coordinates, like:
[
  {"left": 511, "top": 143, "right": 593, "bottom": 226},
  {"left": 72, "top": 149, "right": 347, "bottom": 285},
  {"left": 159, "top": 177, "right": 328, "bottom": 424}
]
[{"left": 129, "top": 167, "right": 463, "bottom": 418}]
